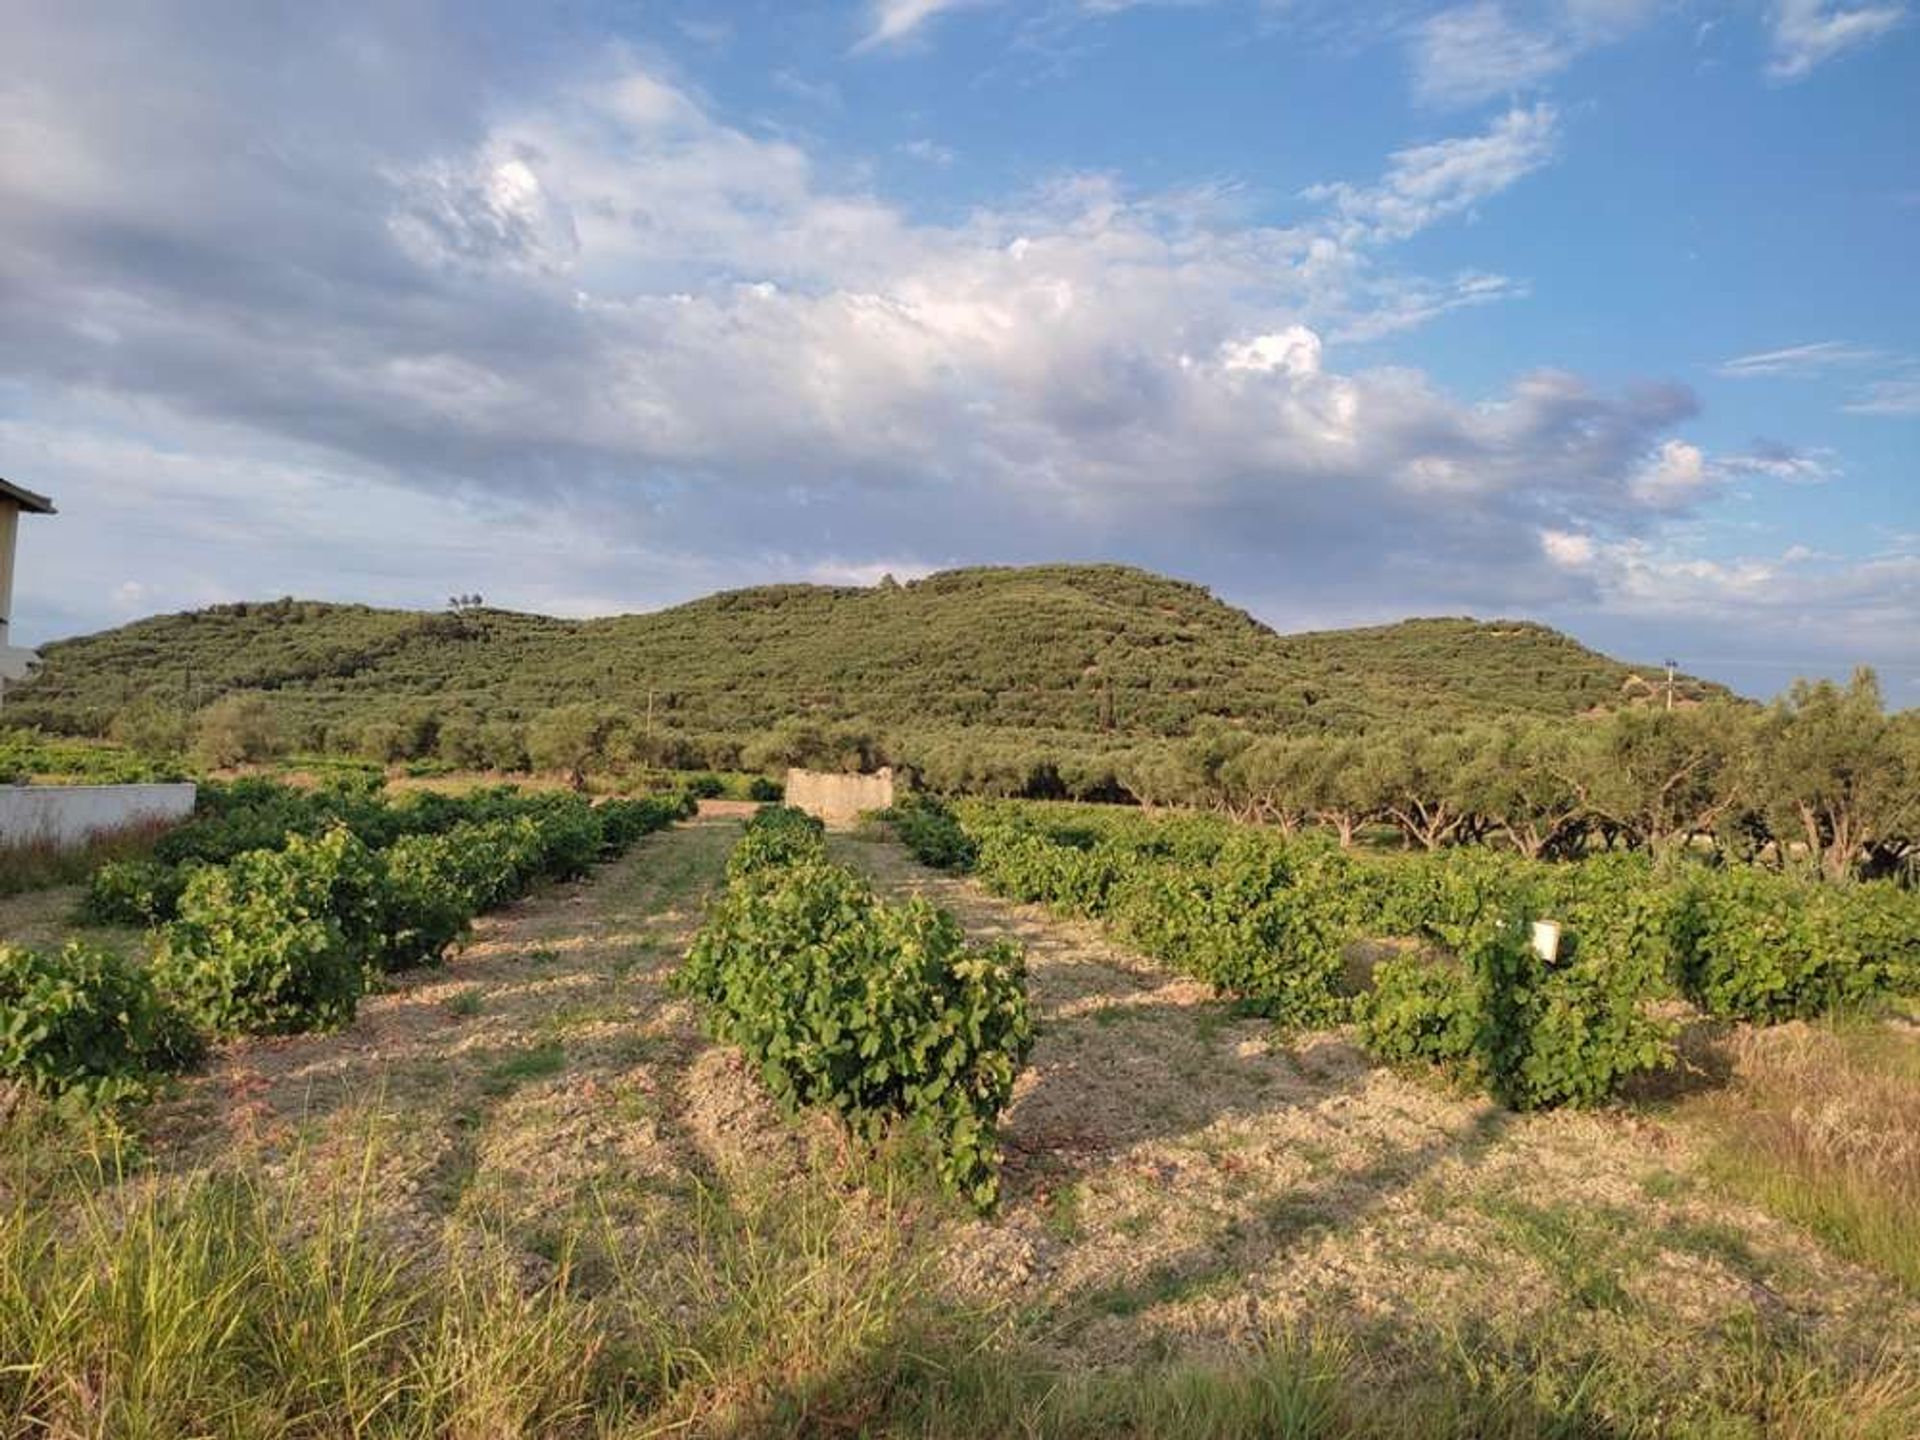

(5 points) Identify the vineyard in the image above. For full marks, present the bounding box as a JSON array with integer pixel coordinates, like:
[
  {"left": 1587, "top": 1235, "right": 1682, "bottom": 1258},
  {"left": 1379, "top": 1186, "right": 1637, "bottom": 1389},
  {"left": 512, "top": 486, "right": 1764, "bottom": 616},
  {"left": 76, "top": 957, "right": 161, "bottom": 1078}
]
[
  {"left": 0, "top": 758, "right": 1916, "bottom": 1432},
  {"left": 892, "top": 796, "right": 1919, "bottom": 1108},
  {"left": 679, "top": 808, "right": 1032, "bottom": 1208},
  {"left": 2, "top": 778, "right": 692, "bottom": 1104}
]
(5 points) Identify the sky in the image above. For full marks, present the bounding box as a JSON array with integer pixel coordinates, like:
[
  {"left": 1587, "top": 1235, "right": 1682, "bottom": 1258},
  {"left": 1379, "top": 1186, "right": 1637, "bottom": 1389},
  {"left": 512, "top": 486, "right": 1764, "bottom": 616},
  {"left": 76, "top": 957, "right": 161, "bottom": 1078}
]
[{"left": 1, "top": 1, "right": 1915, "bottom": 702}]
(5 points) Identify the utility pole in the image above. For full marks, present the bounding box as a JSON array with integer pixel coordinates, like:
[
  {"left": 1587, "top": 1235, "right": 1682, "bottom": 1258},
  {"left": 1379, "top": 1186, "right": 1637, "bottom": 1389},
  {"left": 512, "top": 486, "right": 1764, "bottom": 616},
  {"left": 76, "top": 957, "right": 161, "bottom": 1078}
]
[{"left": 1663, "top": 658, "right": 1678, "bottom": 712}]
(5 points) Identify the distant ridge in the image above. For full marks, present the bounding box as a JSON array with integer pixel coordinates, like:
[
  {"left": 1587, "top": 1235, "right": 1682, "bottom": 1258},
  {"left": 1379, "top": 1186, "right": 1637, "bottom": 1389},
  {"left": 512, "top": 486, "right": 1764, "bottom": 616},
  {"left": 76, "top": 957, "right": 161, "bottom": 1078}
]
[{"left": 8, "top": 564, "right": 1728, "bottom": 742}]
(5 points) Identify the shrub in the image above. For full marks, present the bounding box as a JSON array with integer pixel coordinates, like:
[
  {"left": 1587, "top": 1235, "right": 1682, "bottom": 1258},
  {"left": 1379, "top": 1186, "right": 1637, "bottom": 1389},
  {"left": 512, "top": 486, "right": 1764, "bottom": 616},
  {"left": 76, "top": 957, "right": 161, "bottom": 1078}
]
[
  {"left": 889, "top": 794, "right": 976, "bottom": 872},
  {"left": 1355, "top": 951, "right": 1480, "bottom": 1076},
  {"left": 1359, "top": 913, "right": 1674, "bottom": 1109},
  {"left": 79, "top": 859, "right": 195, "bottom": 927},
  {"left": 1676, "top": 869, "right": 1919, "bottom": 1022},
  {"left": 523, "top": 795, "right": 605, "bottom": 881},
  {"left": 680, "top": 835, "right": 1032, "bottom": 1209},
  {"left": 728, "top": 805, "right": 828, "bottom": 878},
  {"left": 421, "top": 818, "right": 549, "bottom": 912},
  {"left": 593, "top": 793, "right": 689, "bottom": 855},
  {"left": 153, "top": 828, "right": 376, "bottom": 1035},
  {"left": 0, "top": 941, "right": 202, "bottom": 1102},
  {"left": 746, "top": 775, "right": 784, "bottom": 803},
  {"left": 375, "top": 834, "right": 476, "bottom": 972},
  {"left": 190, "top": 691, "right": 285, "bottom": 769}
]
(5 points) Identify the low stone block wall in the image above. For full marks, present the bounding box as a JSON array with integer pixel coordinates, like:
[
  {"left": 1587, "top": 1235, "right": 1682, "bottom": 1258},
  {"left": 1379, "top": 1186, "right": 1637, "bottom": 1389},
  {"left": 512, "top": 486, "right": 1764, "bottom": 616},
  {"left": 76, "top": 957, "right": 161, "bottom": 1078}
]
[
  {"left": 0, "top": 782, "right": 198, "bottom": 849},
  {"left": 784, "top": 767, "right": 895, "bottom": 825}
]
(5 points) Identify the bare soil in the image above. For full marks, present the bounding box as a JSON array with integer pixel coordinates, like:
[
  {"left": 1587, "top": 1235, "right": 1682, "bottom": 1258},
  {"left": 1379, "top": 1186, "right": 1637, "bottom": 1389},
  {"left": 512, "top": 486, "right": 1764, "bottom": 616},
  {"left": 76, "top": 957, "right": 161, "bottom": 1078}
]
[
  {"left": 829, "top": 833, "right": 1920, "bottom": 1376},
  {"left": 145, "top": 817, "right": 830, "bottom": 1270}
]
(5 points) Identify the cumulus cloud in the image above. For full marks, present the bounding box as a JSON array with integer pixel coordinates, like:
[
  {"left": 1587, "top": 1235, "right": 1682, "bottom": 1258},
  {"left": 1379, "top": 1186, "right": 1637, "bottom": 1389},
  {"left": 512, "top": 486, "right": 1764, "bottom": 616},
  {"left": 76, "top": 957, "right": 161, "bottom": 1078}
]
[
  {"left": 1767, "top": 0, "right": 1907, "bottom": 80},
  {"left": 0, "top": 0, "right": 1905, "bottom": 695}
]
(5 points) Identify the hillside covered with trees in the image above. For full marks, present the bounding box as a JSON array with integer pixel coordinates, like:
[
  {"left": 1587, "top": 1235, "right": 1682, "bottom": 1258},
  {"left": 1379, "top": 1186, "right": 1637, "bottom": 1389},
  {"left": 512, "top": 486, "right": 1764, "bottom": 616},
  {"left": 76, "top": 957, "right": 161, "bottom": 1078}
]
[{"left": 11, "top": 565, "right": 1722, "bottom": 764}]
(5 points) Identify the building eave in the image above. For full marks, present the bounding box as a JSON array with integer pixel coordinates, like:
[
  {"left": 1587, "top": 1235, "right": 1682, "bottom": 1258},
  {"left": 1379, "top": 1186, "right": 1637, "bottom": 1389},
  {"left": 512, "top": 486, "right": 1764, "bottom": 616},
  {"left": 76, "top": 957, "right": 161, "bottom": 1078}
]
[{"left": 0, "top": 479, "right": 55, "bottom": 515}]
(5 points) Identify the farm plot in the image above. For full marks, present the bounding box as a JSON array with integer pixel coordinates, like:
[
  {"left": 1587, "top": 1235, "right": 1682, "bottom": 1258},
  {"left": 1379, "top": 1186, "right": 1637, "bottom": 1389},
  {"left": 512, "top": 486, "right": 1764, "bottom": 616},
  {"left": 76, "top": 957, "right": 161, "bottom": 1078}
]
[
  {"left": 140, "top": 816, "right": 815, "bottom": 1248},
  {"left": 833, "top": 830, "right": 1920, "bottom": 1423},
  {"left": 6, "top": 807, "right": 1918, "bottom": 1436}
]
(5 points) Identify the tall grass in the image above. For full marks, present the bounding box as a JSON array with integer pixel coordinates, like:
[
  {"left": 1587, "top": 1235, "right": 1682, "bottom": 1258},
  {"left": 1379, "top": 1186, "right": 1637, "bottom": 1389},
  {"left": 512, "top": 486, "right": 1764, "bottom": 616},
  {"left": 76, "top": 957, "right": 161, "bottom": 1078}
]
[
  {"left": 1, "top": 1099, "right": 1915, "bottom": 1438},
  {"left": 1689, "top": 1020, "right": 1920, "bottom": 1294},
  {"left": 0, "top": 817, "right": 172, "bottom": 899},
  {"left": 0, "top": 1148, "right": 603, "bottom": 1436}
]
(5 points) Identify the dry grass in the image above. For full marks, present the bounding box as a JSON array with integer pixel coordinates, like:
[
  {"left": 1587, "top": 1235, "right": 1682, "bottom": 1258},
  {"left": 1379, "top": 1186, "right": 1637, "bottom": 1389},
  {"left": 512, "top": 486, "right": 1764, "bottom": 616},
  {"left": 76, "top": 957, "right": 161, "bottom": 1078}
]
[
  {"left": 1683, "top": 1020, "right": 1920, "bottom": 1294},
  {"left": 0, "top": 817, "right": 172, "bottom": 901},
  {"left": 4, "top": 821, "right": 1918, "bottom": 1437}
]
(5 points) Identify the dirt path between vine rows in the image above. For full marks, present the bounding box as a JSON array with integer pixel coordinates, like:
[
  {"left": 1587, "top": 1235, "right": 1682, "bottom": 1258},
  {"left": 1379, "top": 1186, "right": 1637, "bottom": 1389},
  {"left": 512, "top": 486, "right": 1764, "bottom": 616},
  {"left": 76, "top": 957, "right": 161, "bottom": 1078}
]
[
  {"left": 148, "top": 816, "right": 831, "bottom": 1266},
  {"left": 104, "top": 815, "right": 1919, "bottom": 1394},
  {"left": 832, "top": 833, "right": 1920, "bottom": 1376}
]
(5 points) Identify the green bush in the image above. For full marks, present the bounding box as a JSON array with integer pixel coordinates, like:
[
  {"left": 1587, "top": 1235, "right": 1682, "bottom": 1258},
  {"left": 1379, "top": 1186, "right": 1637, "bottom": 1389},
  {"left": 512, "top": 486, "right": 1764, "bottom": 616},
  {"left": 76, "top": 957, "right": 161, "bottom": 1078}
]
[
  {"left": 0, "top": 941, "right": 203, "bottom": 1103},
  {"left": 680, "top": 832, "right": 1032, "bottom": 1210},
  {"left": 728, "top": 805, "right": 828, "bottom": 878},
  {"left": 375, "top": 834, "right": 477, "bottom": 972},
  {"left": 1675, "top": 869, "right": 1917, "bottom": 1022},
  {"left": 593, "top": 793, "right": 690, "bottom": 855},
  {"left": 1355, "top": 951, "right": 1480, "bottom": 1074},
  {"left": 889, "top": 794, "right": 977, "bottom": 872},
  {"left": 523, "top": 795, "right": 605, "bottom": 881},
  {"left": 962, "top": 803, "right": 1679, "bottom": 1103},
  {"left": 153, "top": 828, "right": 377, "bottom": 1036},
  {"left": 746, "top": 775, "right": 784, "bottom": 803},
  {"left": 78, "top": 859, "right": 195, "bottom": 927},
  {"left": 1359, "top": 915, "right": 1674, "bottom": 1109}
]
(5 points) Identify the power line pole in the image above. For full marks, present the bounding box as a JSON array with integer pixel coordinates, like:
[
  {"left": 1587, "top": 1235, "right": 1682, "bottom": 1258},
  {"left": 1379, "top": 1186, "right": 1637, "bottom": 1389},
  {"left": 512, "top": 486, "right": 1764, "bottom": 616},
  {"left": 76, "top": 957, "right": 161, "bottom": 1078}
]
[{"left": 1663, "top": 658, "right": 1677, "bottom": 712}]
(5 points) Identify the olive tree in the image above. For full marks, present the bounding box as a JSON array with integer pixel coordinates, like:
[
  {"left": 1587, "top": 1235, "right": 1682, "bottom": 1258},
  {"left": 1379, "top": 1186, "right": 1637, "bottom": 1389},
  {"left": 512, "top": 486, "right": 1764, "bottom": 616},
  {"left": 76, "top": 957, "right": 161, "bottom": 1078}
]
[
  {"left": 1580, "top": 703, "right": 1749, "bottom": 856},
  {"left": 1750, "top": 668, "right": 1914, "bottom": 881}
]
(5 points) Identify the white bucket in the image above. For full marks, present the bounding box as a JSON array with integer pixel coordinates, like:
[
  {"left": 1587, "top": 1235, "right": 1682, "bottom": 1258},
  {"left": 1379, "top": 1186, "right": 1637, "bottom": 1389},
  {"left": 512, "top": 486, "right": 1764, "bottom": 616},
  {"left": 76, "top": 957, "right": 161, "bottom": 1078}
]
[{"left": 1530, "top": 919, "right": 1563, "bottom": 963}]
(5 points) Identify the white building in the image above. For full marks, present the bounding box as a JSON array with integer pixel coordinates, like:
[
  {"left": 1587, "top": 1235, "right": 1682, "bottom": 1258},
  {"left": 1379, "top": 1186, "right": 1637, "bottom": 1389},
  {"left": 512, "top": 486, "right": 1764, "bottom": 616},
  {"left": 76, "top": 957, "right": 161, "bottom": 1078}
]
[{"left": 0, "top": 477, "right": 56, "bottom": 704}]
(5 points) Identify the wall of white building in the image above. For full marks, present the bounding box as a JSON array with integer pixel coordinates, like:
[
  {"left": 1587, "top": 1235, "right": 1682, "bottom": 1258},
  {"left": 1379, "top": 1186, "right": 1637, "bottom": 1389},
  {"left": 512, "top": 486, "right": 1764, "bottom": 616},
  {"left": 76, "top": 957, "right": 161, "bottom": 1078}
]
[{"left": 0, "top": 783, "right": 198, "bottom": 849}]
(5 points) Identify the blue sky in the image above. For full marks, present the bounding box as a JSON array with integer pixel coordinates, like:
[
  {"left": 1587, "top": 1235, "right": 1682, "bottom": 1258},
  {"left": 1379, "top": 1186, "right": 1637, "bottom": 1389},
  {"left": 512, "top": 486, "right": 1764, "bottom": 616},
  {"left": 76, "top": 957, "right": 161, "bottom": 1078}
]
[{"left": 1, "top": 0, "right": 1915, "bottom": 700}]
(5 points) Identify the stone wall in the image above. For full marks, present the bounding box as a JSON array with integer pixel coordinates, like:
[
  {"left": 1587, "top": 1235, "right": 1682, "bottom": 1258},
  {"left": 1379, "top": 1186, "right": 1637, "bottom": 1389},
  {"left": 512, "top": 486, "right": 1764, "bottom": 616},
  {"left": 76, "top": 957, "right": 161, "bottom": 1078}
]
[
  {"left": 783, "top": 766, "right": 895, "bottom": 825},
  {"left": 0, "top": 782, "right": 198, "bottom": 849}
]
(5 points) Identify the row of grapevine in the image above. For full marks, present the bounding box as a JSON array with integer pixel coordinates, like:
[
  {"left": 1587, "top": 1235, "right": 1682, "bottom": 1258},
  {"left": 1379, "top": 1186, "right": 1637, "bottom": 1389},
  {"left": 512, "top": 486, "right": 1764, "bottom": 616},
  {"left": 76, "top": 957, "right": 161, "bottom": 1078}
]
[
  {"left": 911, "top": 801, "right": 1919, "bottom": 1107},
  {"left": 677, "top": 807, "right": 1033, "bottom": 1209},
  {"left": 80, "top": 777, "right": 642, "bottom": 926},
  {"left": 1, "top": 784, "right": 694, "bottom": 1104}
]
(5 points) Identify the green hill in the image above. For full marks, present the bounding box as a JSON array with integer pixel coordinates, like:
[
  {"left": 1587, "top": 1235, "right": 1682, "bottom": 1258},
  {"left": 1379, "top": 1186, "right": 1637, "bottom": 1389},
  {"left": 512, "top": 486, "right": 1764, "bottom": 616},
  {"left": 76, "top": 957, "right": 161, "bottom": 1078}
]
[{"left": 7, "top": 564, "right": 1724, "bottom": 748}]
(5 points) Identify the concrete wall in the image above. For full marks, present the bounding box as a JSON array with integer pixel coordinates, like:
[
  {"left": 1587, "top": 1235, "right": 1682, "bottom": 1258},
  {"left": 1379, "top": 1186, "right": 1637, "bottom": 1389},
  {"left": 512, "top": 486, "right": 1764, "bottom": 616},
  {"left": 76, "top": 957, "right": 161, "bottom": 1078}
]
[
  {"left": 0, "top": 783, "right": 198, "bottom": 849},
  {"left": 784, "top": 767, "right": 894, "bottom": 825}
]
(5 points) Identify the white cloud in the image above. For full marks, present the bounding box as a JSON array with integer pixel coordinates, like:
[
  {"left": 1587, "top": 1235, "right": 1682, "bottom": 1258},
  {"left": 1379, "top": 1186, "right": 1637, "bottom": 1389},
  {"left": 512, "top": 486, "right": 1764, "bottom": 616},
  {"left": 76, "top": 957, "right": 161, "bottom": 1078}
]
[
  {"left": 1716, "top": 342, "right": 1920, "bottom": 419},
  {"left": 1845, "top": 375, "right": 1920, "bottom": 415},
  {"left": 1408, "top": 1, "right": 1656, "bottom": 108},
  {"left": 857, "top": 0, "right": 988, "bottom": 51},
  {"left": 1717, "top": 441, "right": 1838, "bottom": 482},
  {"left": 2, "top": 5, "right": 1900, "bottom": 687},
  {"left": 897, "top": 137, "right": 957, "bottom": 166},
  {"left": 1218, "top": 326, "right": 1323, "bottom": 377},
  {"left": 1305, "top": 104, "right": 1559, "bottom": 244},
  {"left": 1540, "top": 528, "right": 1597, "bottom": 567},
  {"left": 1767, "top": 1, "right": 1907, "bottom": 80},
  {"left": 1716, "top": 339, "right": 1881, "bottom": 376},
  {"left": 1629, "top": 439, "right": 1714, "bottom": 509},
  {"left": 1626, "top": 438, "right": 1836, "bottom": 509}
]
